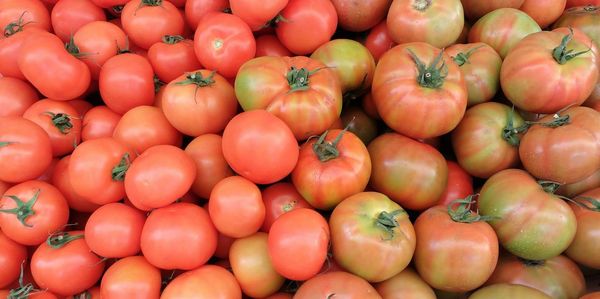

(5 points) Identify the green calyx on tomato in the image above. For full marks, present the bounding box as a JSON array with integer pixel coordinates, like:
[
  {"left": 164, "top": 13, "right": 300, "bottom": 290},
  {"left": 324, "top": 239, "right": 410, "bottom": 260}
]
[
  {"left": 0, "top": 141, "right": 15, "bottom": 147},
  {"left": 0, "top": 189, "right": 40, "bottom": 227},
  {"left": 45, "top": 112, "right": 74, "bottom": 134},
  {"left": 139, "top": 0, "right": 163, "bottom": 7},
  {"left": 503, "top": 109, "right": 571, "bottom": 146},
  {"left": 3, "top": 12, "right": 31, "bottom": 38},
  {"left": 552, "top": 28, "right": 591, "bottom": 65},
  {"left": 452, "top": 46, "right": 484, "bottom": 67},
  {"left": 175, "top": 71, "right": 216, "bottom": 102},
  {"left": 575, "top": 196, "right": 600, "bottom": 212},
  {"left": 584, "top": 5, "right": 599, "bottom": 12},
  {"left": 312, "top": 127, "right": 348, "bottom": 162},
  {"left": 8, "top": 263, "right": 39, "bottom": 299},
  {"left": 111, "top": 5, "right": 124, "bottom": 15},
  {"left": 162, "top": 35, "right": 185, "bottom": 44},
  {"left": 412, "top": 0, "right": 433, "bottom": 11},
  {"left": 539, "top": 180, "right": 562, "bottom": 194},
  {"left": 447, "top": 195, "right": 498, "bottom": 223},
  {"left": 538, "top": 180, "right": 599, "bottom": 211},
  {"left": 287, "top": 66, "right": 323, "bottom": 92},
  {"left": 111, "top": 153, "right": 131, "bottom": 181},
  {"left": 73, "top": 291, "right": 93, "bottom": 299},
  {"left": 375, "top": 210, "right": 406, "bottom": 239},
  {"left": 46, "top": 231, "right": 84, "bottom": 249},
  {"left": 154, "top": 75, "right": 165, "bottom": 94},
  {"left": 407, "top": 48, "right": 447, "bottom": 89}
]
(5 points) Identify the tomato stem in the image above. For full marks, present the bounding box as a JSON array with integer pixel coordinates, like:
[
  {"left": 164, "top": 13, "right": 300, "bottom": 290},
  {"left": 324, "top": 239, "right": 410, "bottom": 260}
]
[
  {"left": 407, "top": 48, "right": 448, "bottom": 89},
  {"left": 538, "top": 180, "right": 562, "bottom": 194},
  {"left": 452, "top": 46, "right": 484, "bottom": 67},
  {"left": 375, "top": 210, "right": 405, "bottom": 239},
  {"left": 46, "top": 232, "right": 84, "bottom": 249},
  {"left": 8, "top": 262, "right": 39, "bottom": 299},
  {"left": 3, "top": 11, "right": 32, "bottom": 38},
  {"left": 176, "top": 71, "right": 216, "bottom": 103},
  {"left": 573, "top": 196, "right": 600, "bottom": 212},
  {"left": 0, "top": 190, "right": 40, "bottom": 227},
  {"left": 447, "top": 195, "right": 498, "bottom": 223},
  {"left": 154, "top": 75, "right": 165, "bottom": 94},
  {"left": 312, "top": 125, "right": 350, "bottom": 162},
  {"left": 111, "top": 153, "right": 131, "bottom": 181},
  {"left": 45, "top": 111, "right": 74, "bottom": 134},
  {"left": 73, "top": 291, "right": 93, "bottom": 299},
  {"left": 287, "top": 67, "right": 324, "bottom": 93},
  {"left": 111, "top": 5, "right": 124, "bottom": 15},
  {"left": 412, "top": 0, "right": 432, "bottom": 10},
  {"left": 140, "top": 0, "right": 162, "bottom": 6},
  {"left": 502, "top": 106, "right": 525, "bottom": 146},
  {"left": 552, "top": 28, "right": 591, "bottom": 65},
  {"left": 162, "top": 35, "right": 184, "bottom": 44}
]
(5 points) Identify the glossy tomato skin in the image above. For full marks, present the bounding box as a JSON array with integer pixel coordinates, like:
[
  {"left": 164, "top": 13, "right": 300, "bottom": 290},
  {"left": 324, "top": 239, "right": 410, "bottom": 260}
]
[
  {"left": 468, "top": 284, "right": 552, "bottom": 299},
  {"left": 18, "top": 31, "right": 91, "bottom": 101},
  {"left": 140, "top": 203, "right": 217, "bottom": 270},
  {"left": 0, "top": 180, "right": 69, "bottom": 246},
  {"left": 194, "top": 12, "right": 256, "bottom": 79},
  {"left": 329, "top": 192, "right": 416, "bottom": 282},
  {"left": 255, "top": 35, "right": 292, "bottom": 57},
  {"left": 268, "top": 208, "right": 330, "bottom": 281},
  {"left": 375, "top": 268, "right": 436, "bottom": 299},
  {"left": 486, "top": 255, "right": 586, "bottom": 299},
  {"left": 235, "top": 56, "right": 343, "bottom": 140},
  {"left": 559, "top": 169, "right": 600, "bottom": 197},
  {"left": 0, "top": 230, "right": 27, "bottom": 288},
  {"left": 184, "top": 134, "right": 233, "bottom": 199},
  {"left": 222, "top": 110, "right": 299, "bottom": 185},
  {"left": 0, "top": 27, "right": 46, "bottom": 80},
  {"left": 51, "top": 155, "right": 101, "bottom": 213},
  {"left": 31, "top": 231, "right": 105, "bottom": 296},
  {"left": 364, "top": 20, "right": 395, "bottom": 63},
  {"left": 0, "top": 77, "right": 39, "bottom": 117},
  {"left": 468, "top": 8, "right": 541, "bottom": 58},
  {"left": 478, "top": 169, "right": 577, "bottom": 260},
  {"left": 147, "top": 36, "right": 202, "bottom": 83},
  {"left": 230, "top": 0, "right": 288, "bottom": 31},
  {"left": 184, "top": 0, "right": 228, "bottom": 29},
  {"left": 162, "top": 265, "right": 242, "bottom": 299},
  {"left": 100, "top": 256, "right": 161, "bottom": 299},
  {"left": 294, "top": 271, "right": 381, "bottom": 299},
  {"left": 372, "top": 42, "right": 467, "bottom": 139},
  {"left": 519, "top": 0, "right": 566, "bottom": 28},
  {"left": 451, "top": 102, "right": 525, "bottom": 178},
  {"left": 0, "top": 0, "right": 51, "bottom": 34},
  {"left": 275, "top": 0, "right": 338, "bottom": 55},
  {"left": 565, "top": 187, "right": 600, "bottom": 269},
  {"left": 368, "top": 133, "right": 448, "bottom": 211},
  {"left": 81, "top": 106, "right": 121, "bottom": 141},
  {"left": 73, "top": 21, "right": 128, "bottom": 80},
  {"left": 437, "top": 161, "right": 474, "bottom": 206},
  {"left": 331, "top": 0, "right": 391, "bottom": 32},
  {"left": 554, "top": 6, "right": 600, "bottom": 50},
  {"left": 387, "top": 0, "right": 464, "bottom": 48},
  {"left": 50, "top": 0, "right": 106, "bottom": 42},
  {"left": 461, "top": 0, "right": 525, "bottom": 19},
  {"left": 121, "top": 0, "right": 184, "bottom": 49},
  {"left": 261, "top": 182, "right": 311, "bottom": 232}
]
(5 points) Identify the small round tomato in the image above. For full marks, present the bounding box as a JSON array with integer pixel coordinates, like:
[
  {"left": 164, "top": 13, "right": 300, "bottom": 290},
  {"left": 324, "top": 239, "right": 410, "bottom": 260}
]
[
  {"left": 255, "top": 35, "right": 292, "bottom": 57},
  {"left": 230, "top": 0, "right": 288, "bottom": 31},
  {"left": 261, "top": 182, "right": 311, "bottom": 232},
  {"left": 469, "top": 284, "right": 552, "bottom": 299},
  {"left": 294, "top": 271, "right": 380, "bottom": 299},
  {"left": 437, "top": 161, "right": 474, "bottom": 206},
  {"left": 161, "top": 265, "right": 241, "bottom": 299},
  {"left": 100, "top": 256, "right": 161, "bottom": 299},
  {"left": 50, "top": 0, "right": 106, "bottom": 42},
  {"left": 121, "top": 0, "right": 184, "bottom": 49},
  {"left": 565, "top": 188, "right": 600, "bottom": 269},
  {"left": 51, "top": 156, "right": 101, "bottom": 213},
  {"left": 184, "top": 134, "right": 233, "bottom": 199},
  {"left": 147, "top": 35, "right": 202, "bottom": 83},
  {"left": 81, "top": 106, "right": 121, "bottom": 141},
  {"left": 0, "top": 77, "right": 39, "bottom": 117},
  {"left": 0, "top": 229, "right": 27, "bottom": 288},
  {"left": 364, "top": 20, "right": 395, "bottom": 62},
  {"left": 375, "top": 268, "right": 436, "bottom": 299},
  {"left": 72, "top": 21, "right": 128, "bottom": 80}
]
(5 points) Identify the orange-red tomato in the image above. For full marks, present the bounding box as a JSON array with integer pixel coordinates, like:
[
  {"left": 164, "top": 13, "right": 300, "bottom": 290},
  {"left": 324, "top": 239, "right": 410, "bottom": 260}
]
[
  {"left": 0, "top": 77, "right": 39, "bottom": 117},
  {"left": 294, "top": 271, "right": 381, "bottom": 299},
  {"left": 50, "top": 0, "right": 106, "bottom": 42},
  {"left": 261, "top": 182, "right": 311, "bottom": 232},
  {"left": 121, "top": 0, "right": 184, "bottom": 49},
  {"left": 184, "top": 134, "right": 234, "bottom": 200},
  {"left": 184, "top": 0, "right": 229, "bottom": 29},
  {"left": 255, "top": 35, "right": 292, "bottom": 57},
  {"left": 161, "top": 265, "right": 242, "bottom": 299},
  {"left": 519, "top": 0, "right": 566, "bottom": 29},
  {"left": 100, "top": 256, "right": 161, "bottom": 299},
  {"left": 147, "top": 35, "right": 202, "bottom": 83},
  {"left": 0, "top": 0, "right": 51, "bottom": 35},
  {"left": 230, "top": 0, "right": 288, "bottom": 31},
  {"left": 51, "top": 155, "right": 101, "bottom": 213},
  {"left": 81, "top": 106, "right": 121, "bottom": 141},
  {"left": 364, "top": 20, "right": 396, "bottom": 63},
  {"left": 72, "top": 21, "right": 128, "bottom": 80},
  {"left": 0, "top": 229, "right": 27, "bottom": 288}
]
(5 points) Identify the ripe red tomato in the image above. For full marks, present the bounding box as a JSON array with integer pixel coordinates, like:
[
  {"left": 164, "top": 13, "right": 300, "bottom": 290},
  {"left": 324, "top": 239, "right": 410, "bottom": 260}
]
[
  {"left": 184, "top": 134, "right": 233, "bottom": 199},
  {"left": 50, "top": 0, "right": 106, "bottom": 42},
  {"left": 81, "top": 106, "right": 121, "bottom": 141},
  {"left": 161, "top": 265, "right": 242, "bottom": 299},
  {"left": 147, "top": 35, "right": 202, "bottom": 83},
  {"left": 100, "top": 256, "right": 161, "bottom": 299},
  {"left": 221, "top": 110, "right": 299, "bottom": 185},
  {"left": 0, "top": 229, "right": 27, "bottom": 288},
  {"left": 209, "top": 176, "right": 265, "bottom": 238},
  {"left": 565, "top": 188, "right": 600, "bottom": 269},
  {"left": 72, "top": 21, "right": 128, "bottom": 80},
  {"left": 255, "top": 35, "right": 292, "bottom": 57},
  {"left": 0, "top": 77, "right": 38, "bottom": 117},
  {"left": 375, "top": 268, "right": 436, "bottom": 299},
  {"left": 519, "top": 0, "right": 566, "bottom": 28},
  {"left": 68, "top": 100, "right": 93, "bottom": 118},
  {"left": 469, "top": 284, "right": 553, "bottom": 299},
  {"left": 261, "top": 182, "right": 311, "bottom": 232},
  {"left": 140, "top": 203, "right": 217, "bottom": 270},
  {"left": 294, "top": 271, "right": 381, "bottom": 299},
  {"left": 31, "top": 231, "right": 105, "bottom": 296},
  {"left": 364, "top": 20, "right": 396, "bottom": 63},
  {"left": 0, "top": 0, "right": 51, "bottom": 34},
  {"left": 275, "top": 0, "right": 338, "bottom": 55},
  {"left": 461, "top": 0, "right": 525, "bottom": 19},
  {"left": 331, "top": 0, "right": 391, "bottom": 32},
  {"left": 214, "top": 232, "right": 235, "bottom": 259},
  {"left": 120, "top": 0, "right": 184, "bottom": 49},
  {"left": 230, "top": 0, "right": 288, "bottom": 31},
  {"left": 194, "top": 12, "right": 256, "bottom": 79},
  {"left": 0, "top": 27, "right": 45, "bottom": 80},
  {"left": 184, "top": 0, "right": 228, "bottom": 29},
  {"left": 268, "top": 208, "right": 330, "bottom": 281},
  {"left": 51, "top": 156, "right": 101, "bottom": 213},
  {"left": 437, "top": 161, "right": 474, "bottom": 206}
]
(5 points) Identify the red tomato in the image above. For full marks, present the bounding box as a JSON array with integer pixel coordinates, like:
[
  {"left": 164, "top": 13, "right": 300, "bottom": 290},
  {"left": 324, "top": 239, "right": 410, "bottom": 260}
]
[
  {"left": 51, "top": 156, "right": 101, "bottom": 212},
  {"left": 209, "top": 176, "right": 265, "bottom": 238},
  {"left": 0, "top": 229, "right": 27, "bottom": 288},
  {"left": 73, "top": 21, "right": 128, "bottom": 80},
  {"left": 0, "top": 27, "right": 45, "bottom": 80},
  {"left": 184, "top": 134, "right": 234, "bottom": 200},
  {"left": 100, "top": 256, "right": 161, "bottom": 299},
  {"left": 18, "top": 31, "right": 91, "bottom": 101},
  {"left": 68, "top": 99, "right": 93, "bottom": 118},
  {"left": 81, "top": 106, "right": 121, "bottom": 141},
  {"left": 161, "top": 265, "right": 242, "bottom": 299},
  {"left": 261, "top": 182, "right": 311, "bottom": 232},
  {"left": 0, "top": 0, "right": 51, "bottom": 34},
  {"left": 255, "top": 34, "right": 292, "bottom": 57},
  {"left": 364, "top": 20, "right": 396, "bottom": 62},
  {"left": 331, "top": 0, "right": 391, "bottom": 32},
  {"left": 0, "top": 117, "right": 52, "bottom": 183},
  {"left": 221, "top": 110, "right": 299, "bottom": 185},
  {"left": 461, "top": 0, "right": 525, "bottom": 19},
  {"left": 469, "top": 284, "right": 553, "bottom": 298},
  {"left": 565, "top": 188, "right": 600, "bottom": 269},
  {"left": 90, "top": 0, "right": 127, "bottom": 8},
  {"left": 140, "top": 203, "right": 217, "bottom": 270},
  {"left": 519, "top": 0, "right": 566, "bottom": 28},
  {"left": 437, "top": 161, "right": 474, "bottom": 206},
  {"left": 268, "top": 208, "right": 330, "bottom": 280},
  {"left": 230, "top": 0, "right": 288, "bottom": 31},
  {"left": 121, "top": 0, "right": 183, "bottom": 49},
  {"left": 23, "top": 99, "right": 81, "bottom": 157},
  {"left": 147, "top": 35, "right": 202, "bottom": 83},
  {"left": 294, "top": 271, "right": 381, "bottom": 299},
  {"left": 194, "top": 12, "right": 256, "bottom": 79},
  {"left": 0, "top": 77, "right": 38, "bottom": 117},
  {"left": 31, "top": 231, "right": 104, "bottom": 296},
  {"left": 214, "top": 232, "right": 235, "bottom": 259},
  {"left": 50, "top": 0, "right": 106, "bottom": 42},
  {"left": 375, "top": 268, "right": 437, "bottom": 299},
  {"left": 184, "top": 0, "right": 228, "bottom": 29},
  {"left": 113, "top": 106, "right": 181, "bottom": 154}
]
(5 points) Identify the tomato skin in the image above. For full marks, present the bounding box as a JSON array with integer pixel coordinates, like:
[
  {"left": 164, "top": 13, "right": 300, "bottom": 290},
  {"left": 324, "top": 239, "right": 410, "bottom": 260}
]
[
  {"left": 51, "top": 156, "right": 101, "bottom": 212},
  {"left": 147, "top": 37, "right": 202, "bottom": 83},
  {"left": 113, "top": 106, "right": 182, "bottom": 154},
  {"left": 230, "top": 0, "right": 288, "bottom": 31},
  {"left": 161, "top": 70, "right": 238, "bottom": 137},
  {"left": 331, "top": 0, "right": 391, "bottom": 32},
  {"left": 565, "top": 188, "right": 600, "bottom": 269},
  {"left": 486, "top": 255, "right": 586, "bottom": 299},
  {"left": 478, "top": 169, "right": 577, "bottom": 260},
  {"left": 387, "top": 0, "right": 464, "bottom": 48},
  {"left": 255, "top": 35, "right": 292, "bottom": 57},
  {"left": 50, "top": 0, "right": 106, "bottom": 42},
  {"left": 368, "top": 133, "right": 448, "bottom": 211},
  {"left": 0, "top": 230, "right": 27, "bottom": 288},
  {"left": 0, "top": 77, "right": 39, "bottom": 117},
  {"left": 81, "top": 106, "right": 121, "bottom": 141},
  {"left": 375, "top": 268, "right": 436, "bottom": 299},
  {"left": 554, "top": 6, "right": 600, "bottom": 50},
  {"left": 558, "top": 169, "right": 600, "bottom": 197},
  {"left": 222, "top": 110, "right": 299, "bottom": 185},
  {"left": 295, "top": 271, "right": 381, "bottom": 299},
  {"left": 566, "top": 0, "right": 600, "bottom": 6},
  {"left": 275, "top": 0, "right": 338, "bottom": 55},
  {"left": 469, "top": 284, "right": 552, "bottom": 299},
  {"left": 437, "top": 161, "right": 474, "bottom": 206},
  {"left": 363, "top": 20, "right": 395, "bottom": 63},
  {"left": 121, "top": 0, "right": 183, "bottom": 49},
  {"left": 90, "top": 0, "right": 127, "bottom": 8},
  {"left": 18, "top": 32, "right": 91, "bottom": 101},
  {"left": 73, "top": 21, "right": 128, "bottom": 80},
  {"left": 519, "top": 0, "right": 566, "bottom": 28},
  {"left": 100, "top": 256, "right": 161, "bottom": 299},
  {"left": 99, "top": 53, "right": 155, "bottom": 115},
  {"left": 268, "top": 208, "right": 330, "bottom": 281},
  {"left": 581, "top": 292, "right": 600, "bottom": 299},
  {"left": 0, "top": 0, "right": 51, "bottom": 34},
  {"left": 141, "top": 203, "right": 217, "bottom": 270},
  {"left": 0, "top": 29, "right": 45, "bottom": 80},
  {"left": 260, "top": 183, "right": 310, "bottom": 232},
  {"left": 23, "top": 99, "right": 82, "bottom": 157},
  {"left": 184, "top": 134, "right": 234, "bottom": 200},
  {"left": 184, "top": 0, "right": 228, "bottom": 29},
  {"left": 162, "top": 265, "right": 242, "bottom": 299},
  {"left": 461, "top": 0, "right": 525, "bottom": 19}
]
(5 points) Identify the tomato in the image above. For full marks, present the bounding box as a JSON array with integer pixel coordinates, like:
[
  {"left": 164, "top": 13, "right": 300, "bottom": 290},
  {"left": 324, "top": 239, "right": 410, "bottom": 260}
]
[
  {"left": 0, "top": 0, "right": 51, "bottom": 34},
  {"left": 113, "top": 106, "right": 181, "bottom": 154},
  {"left": 90, "top": 0, "right": 127, "bottom": 8},
  {"left": 67, "top": 287, "right": 101, "bottom": 299},
  {"left": 375, "top": 268, "right": 436, "bottom": 299},
  {"left": 161, "top": 70, "right": 238, "bottom": 136},
  {"left": 0, "top": 77, "right": 38, "bottom": 117},
  {"left": 50, "top": 0, "right": 106, "bottom": 42},
  {"left": 265, "top": 293, "right": 293, "bottom": 299},
  {"left": 147, "top": 35, "right": 202, "bottom": 83},
  {"left": 100, "top": 256, "right": 161, "bottom": 299},
  {"left": 72, "top": 21, "right": 128, "bottom": 80},
  {"left": 99, "top": 53, "right": 155, "bottom": 115},
  {"left": 162, "top": 265, "right": 242, "bottom": 299},
  {"left": 30, "top": 231, "right": 104, "bottom": 296},
  {"left": 461, "top": 0, "right": 525, "bottom": 19},
  {"left": 208, "top": 176, "right": 265, "bottom": 238},
  {"left": 486, "top": 255, "right": 586, "bottom": 299},
  {"left": 23, "top": 99, "right": 81, "bottom": 157},
  {"left": 368, "top": 133, "right": 448, "bottom": 211},
  {"left": 222, "top": 110, "right": 299, "bottom": 184},
  {"left": 478, "top": 169, "right": 577, "bottom": 260},
  {"left": 81, "top": 106, "right": 121, "bottom": 141},
  {"left": 0, "top": 181, "right": 11, "bottom": 196},
  {"left": 193, "top": 12, "right": 255, "bottom": 79},
  {"left": 559, "top": 169, "right": 600, "bottom": 197},
  {"left": 184, "top": 0, "right": 227, "bottom": 27},
  {"left": 184, "top": 134, "right": 233, "bottom": 199},
  {"left": 446, "top": 43, "right": 502, "bottom": 106},
  {"left": 125, "top": 145, "right": 195, "bottom": 210},
  {"left": 565, "top": 188, "right": 600, "bottom": 269},
  {"left": 329, "top": 192, "right": 415, "bottom": 282},
  {"left": 0, "top": 26, "right": 45, "bottom": 80},
  {"left": 295, "top": 271, "right": 381, "bottom": 298},
  {"left": 554, "top": 6, "right": 600, "bottom": 50},
  {"left": 141, "top": 202, "right": 217, "bottom": 270},
  {"left": 51, "top": 156, "right": 101, "bottom": 212},
  {"left": 0, "top": 180, "right": 69, "bottom": 246},
  {"left": 268, "top": 208, "right": 329, "bottom": 280},
  {"left": 214, "top": 232, "right": 235, "bottom": 259},
  {"left": 339, "top": 106, "right": 378, "bottom": 145},
  {"left": 68, "top": 99, "right": 93, "bottom": 118},
  {"left": 235, "top": 56, "right": 342, "bottom": 140},
  {"left": 255, "top": 35, "right": 292, "bottom": 57},
  {"left": 120, "top": 0, "right": 183, "bottom": 49},
  {"left": 581, "top": 292, "right": 600, "bottom": 299},
  {"left": 69, "top": 137, "right": 135, "bottom": 205},
  {"left": 363, "top": 20, "right": 395, "bottom": 63},
  {"left": 519, "top": 0, "right": 566, "bottom": 28},
  {"left": 0, "top": 289, "right": 58, "bottom": 299},
  {"left": 331, "top": 0, "right": 391, "bottom": 32},
  {"left": 469, "top": 284, "right": 552, "bottom": 299},
  {"left": 230, "top": 0, "right": 288, "bottom": 31},
  {"left": 0, "top": 229, "right": 27, "bottom": 288},
  {"left": 18, "top": 31, "right": 91, "bottom": 101},
  {"left": 387, "top": 0, "right": 464, "bottom": 48},
  {"left": 292, "top": 129, "right": 371, "bottom": 210},
  {"left": 261, "top": 183, "right": 311, "bottom": 233},
  {"left": 275, "top": 0, "right": 337, "bottom": 55},
  {"left": 452, "top": 102, "right": 525, "bottom": 178},
  {"left": 229, "top": 232, "right": 285, "bottom": 298},
  {"left": 437, "top": 161, "right": 474, "bottom": 206},
  {"left": 372, "top": 42, "right": 467, "bottom": 139}
]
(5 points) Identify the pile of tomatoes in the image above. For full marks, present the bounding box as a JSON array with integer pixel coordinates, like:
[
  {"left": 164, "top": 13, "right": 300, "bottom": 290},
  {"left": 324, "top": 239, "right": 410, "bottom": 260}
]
[{"left": 1, "top": 0, "right": 600, "bottom": 298}]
